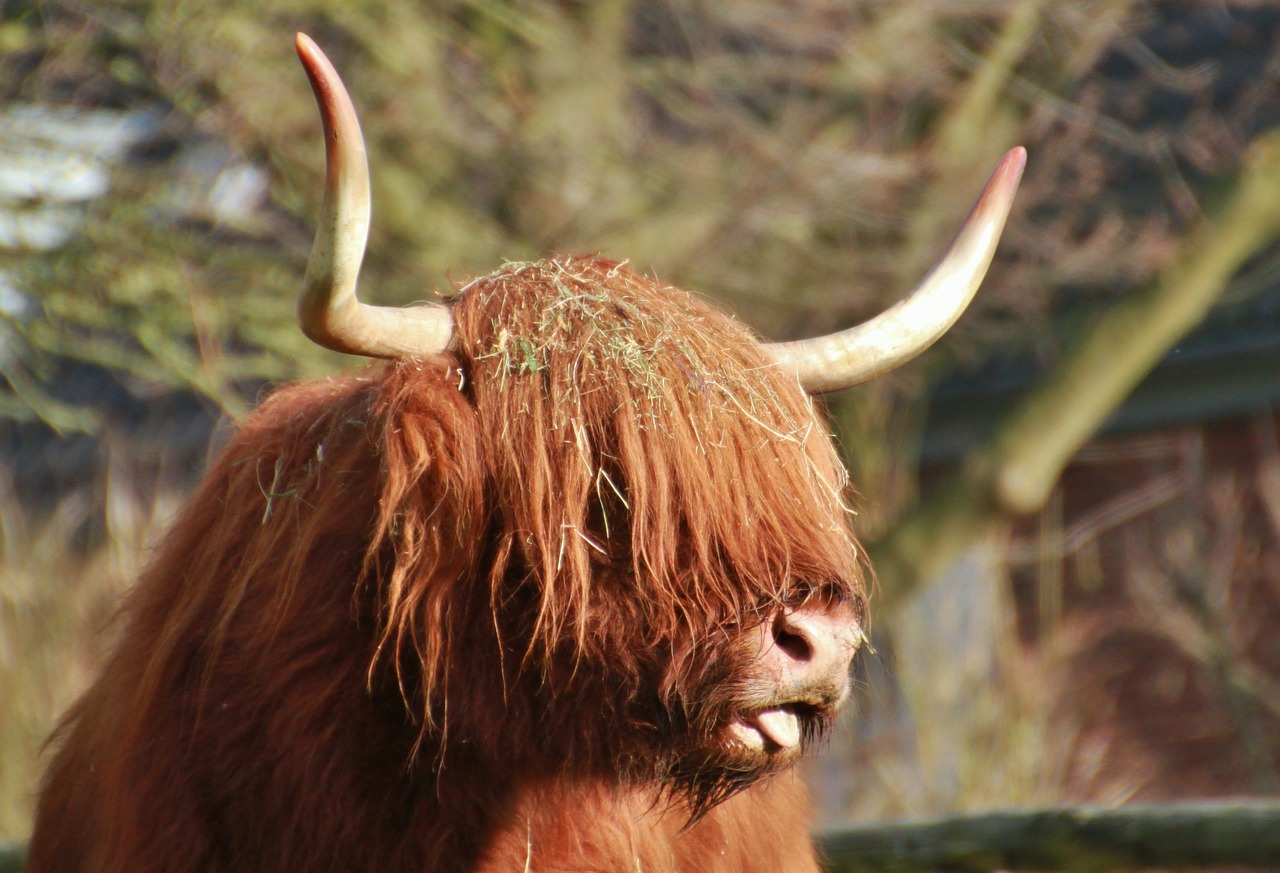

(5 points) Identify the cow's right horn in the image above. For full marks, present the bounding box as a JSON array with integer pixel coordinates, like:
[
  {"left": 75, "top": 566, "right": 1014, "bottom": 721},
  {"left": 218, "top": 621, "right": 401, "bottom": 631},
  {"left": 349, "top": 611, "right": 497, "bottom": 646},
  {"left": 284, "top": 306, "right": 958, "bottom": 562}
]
[
  {"left": 295, "top": 33, "right": 454, "bottom": 359},
  {"left": 768, "top": 147, "right": 1025, "bottom": 394}
]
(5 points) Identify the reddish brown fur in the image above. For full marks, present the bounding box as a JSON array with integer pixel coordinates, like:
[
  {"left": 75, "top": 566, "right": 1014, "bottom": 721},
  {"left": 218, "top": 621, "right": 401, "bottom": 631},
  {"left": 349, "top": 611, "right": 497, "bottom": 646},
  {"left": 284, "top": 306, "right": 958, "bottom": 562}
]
[{"left": 30, "top": 257, "right": 862, "bottom": 872}]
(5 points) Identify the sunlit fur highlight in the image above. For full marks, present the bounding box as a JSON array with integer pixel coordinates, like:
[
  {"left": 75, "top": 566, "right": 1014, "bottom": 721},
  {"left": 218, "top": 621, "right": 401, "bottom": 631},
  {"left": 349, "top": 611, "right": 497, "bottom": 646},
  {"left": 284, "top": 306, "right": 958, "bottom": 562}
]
[{"left": 30, "top": 256, "right": 862, "bottom": 872}]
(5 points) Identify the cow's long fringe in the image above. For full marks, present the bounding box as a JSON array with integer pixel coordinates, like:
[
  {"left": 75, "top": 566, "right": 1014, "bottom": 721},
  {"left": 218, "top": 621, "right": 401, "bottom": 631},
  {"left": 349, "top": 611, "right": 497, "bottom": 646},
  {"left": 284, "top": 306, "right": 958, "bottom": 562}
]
[{"left": 449, "top": 257, "right": 862, "bottom": 694}]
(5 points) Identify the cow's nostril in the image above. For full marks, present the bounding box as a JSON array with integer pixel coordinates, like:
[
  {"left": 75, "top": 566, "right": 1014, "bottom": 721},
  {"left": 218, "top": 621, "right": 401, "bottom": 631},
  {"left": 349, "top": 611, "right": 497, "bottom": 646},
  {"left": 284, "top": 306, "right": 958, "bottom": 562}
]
[{"left": 774, "top": 621, "right": 813, "bottom": 663}]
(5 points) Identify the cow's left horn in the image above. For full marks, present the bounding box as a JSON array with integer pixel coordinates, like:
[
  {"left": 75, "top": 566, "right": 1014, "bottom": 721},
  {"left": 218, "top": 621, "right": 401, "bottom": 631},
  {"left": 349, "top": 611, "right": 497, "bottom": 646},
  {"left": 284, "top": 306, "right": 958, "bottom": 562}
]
[
  {"left": 295, "top": 33, "right": 454, "bottom": 358},
  {"left": 768, "top": 147, "right": 1025, "bottom": 394}
]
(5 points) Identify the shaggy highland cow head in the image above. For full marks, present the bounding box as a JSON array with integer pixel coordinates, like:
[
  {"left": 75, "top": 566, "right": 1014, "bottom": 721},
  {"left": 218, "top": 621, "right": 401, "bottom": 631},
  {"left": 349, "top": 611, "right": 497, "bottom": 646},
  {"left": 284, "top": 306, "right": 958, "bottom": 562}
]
[
  {"left": 291, "top": 36, "right": 1023, "bottom": 811},
  {"left": 445, "top": 256, "right": 865, "bottom": 810}
]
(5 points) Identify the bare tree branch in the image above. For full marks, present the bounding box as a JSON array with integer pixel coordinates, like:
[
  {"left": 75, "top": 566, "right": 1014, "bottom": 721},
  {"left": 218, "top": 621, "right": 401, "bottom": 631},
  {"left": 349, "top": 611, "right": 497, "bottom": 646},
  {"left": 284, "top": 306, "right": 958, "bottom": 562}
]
[{"left": 872, "top": 130, "right": 1280, "bottom": 607}]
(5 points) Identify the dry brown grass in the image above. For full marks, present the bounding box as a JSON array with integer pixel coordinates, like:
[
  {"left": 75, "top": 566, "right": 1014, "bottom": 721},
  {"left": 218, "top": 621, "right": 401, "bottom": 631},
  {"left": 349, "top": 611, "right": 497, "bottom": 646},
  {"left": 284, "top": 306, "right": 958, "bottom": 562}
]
[{"left": 0, "top": 465, "right": 181, "bottom": 840}]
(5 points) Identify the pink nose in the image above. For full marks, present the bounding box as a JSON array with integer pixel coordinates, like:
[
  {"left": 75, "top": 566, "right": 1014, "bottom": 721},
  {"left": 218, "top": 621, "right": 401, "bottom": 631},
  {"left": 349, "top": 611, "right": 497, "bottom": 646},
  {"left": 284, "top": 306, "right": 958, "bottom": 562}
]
[{"left": 765, "top": 603, "right": 862, "bottom": 699}]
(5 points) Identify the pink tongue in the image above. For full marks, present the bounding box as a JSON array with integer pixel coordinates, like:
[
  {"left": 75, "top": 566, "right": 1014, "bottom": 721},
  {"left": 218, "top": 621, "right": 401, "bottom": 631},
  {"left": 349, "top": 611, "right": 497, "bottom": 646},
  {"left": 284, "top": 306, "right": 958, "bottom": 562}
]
[{"left": 754, "top": 707, "right": 800, "bottom": 749}]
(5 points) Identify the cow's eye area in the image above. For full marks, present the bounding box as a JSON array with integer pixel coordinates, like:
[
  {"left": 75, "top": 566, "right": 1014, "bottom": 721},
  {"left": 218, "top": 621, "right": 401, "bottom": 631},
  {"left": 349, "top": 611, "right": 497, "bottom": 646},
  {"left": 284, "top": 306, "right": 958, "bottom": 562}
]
[{"left": 781, "top": 580, "right": 847, "bottom": 609}]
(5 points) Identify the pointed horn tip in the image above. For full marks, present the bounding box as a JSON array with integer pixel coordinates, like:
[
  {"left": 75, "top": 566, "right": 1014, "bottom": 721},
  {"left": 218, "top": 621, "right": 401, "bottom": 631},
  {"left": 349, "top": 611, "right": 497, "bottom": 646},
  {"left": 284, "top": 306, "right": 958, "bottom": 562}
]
[
  {"left": 961, "top": 146, "right": 1026, "bottom": 231},
  {"left": 295, "top": 32, "right": 319, "bottom": 60},
  {"left": 295, "top": 32, "right": 318, "bottom": 66},
  {"left": 990, "top": 146, "right": 1028, "bottom": 199},
  {"left": 295, "top": 34, "right": 322, "bottom": 82},
  {"left": 294, "top": 33, "right": 333, "bottom": 88}
]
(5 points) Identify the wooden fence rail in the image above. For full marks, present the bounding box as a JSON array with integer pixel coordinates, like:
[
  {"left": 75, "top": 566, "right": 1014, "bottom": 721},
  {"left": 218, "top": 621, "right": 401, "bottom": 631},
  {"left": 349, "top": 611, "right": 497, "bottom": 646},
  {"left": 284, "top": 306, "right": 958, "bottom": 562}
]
[
  {"left": 3, "top": 801, "right": 1278, "bottom": 871},
  {"left": 817, "top": 801, "right": 1280, "bottom": 872}
]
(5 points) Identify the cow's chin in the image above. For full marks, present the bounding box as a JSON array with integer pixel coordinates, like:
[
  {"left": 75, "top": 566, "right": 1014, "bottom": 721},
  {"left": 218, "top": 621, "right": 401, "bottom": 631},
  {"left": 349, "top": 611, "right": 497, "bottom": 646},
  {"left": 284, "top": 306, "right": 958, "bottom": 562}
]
[
  {"left": 658, "top": 704, "right": 834, "bottom": 820},
  {"left": 722, "top": 699, "right": 838, "bottom": 765},
  {"left": 700, "top": 701, "right": 837, "bottom": 774},
  {"left": 710, "top": 674, "right": 850, "bottom": 773}
]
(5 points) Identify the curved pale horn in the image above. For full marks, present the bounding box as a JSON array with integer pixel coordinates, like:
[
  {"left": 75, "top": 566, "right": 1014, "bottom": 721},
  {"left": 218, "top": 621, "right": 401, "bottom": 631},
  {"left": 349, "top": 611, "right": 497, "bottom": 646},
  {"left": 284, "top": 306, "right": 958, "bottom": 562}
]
[
  {"left": 769, "top": 147, "right": 1026, "bottom": 394},
  {"left": 295, "top": 33, "right": 453, "bottom": 358}
]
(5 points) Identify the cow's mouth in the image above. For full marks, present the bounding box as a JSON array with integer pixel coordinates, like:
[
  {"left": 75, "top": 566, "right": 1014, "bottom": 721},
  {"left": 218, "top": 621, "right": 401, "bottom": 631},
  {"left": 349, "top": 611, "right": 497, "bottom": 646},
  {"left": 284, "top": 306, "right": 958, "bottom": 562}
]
[{"left": 726, "top": 703, "right": 818, "bottom": 753}]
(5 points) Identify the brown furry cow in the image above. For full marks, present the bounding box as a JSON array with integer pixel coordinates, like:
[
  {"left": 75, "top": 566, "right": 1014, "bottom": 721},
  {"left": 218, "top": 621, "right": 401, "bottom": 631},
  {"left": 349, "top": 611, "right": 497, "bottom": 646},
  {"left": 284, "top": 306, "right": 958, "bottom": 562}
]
[{"left": 29, "top": 35, "right": 1023, "bottom": 873}]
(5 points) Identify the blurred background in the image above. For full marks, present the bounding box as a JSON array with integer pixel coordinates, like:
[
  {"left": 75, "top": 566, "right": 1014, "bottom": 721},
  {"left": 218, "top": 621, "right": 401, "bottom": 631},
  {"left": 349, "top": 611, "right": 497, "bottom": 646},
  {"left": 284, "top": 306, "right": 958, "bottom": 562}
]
[{"left": 3, "top": 0, "right": 1280, "bottom": 843}]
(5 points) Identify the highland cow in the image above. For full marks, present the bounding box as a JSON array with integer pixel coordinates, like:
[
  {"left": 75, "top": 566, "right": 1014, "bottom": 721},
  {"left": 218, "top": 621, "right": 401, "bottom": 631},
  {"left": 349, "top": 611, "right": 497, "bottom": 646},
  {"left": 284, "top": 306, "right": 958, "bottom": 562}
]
[{"left": 28, "top": 35, "right": 1024, "bottom": 873}]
